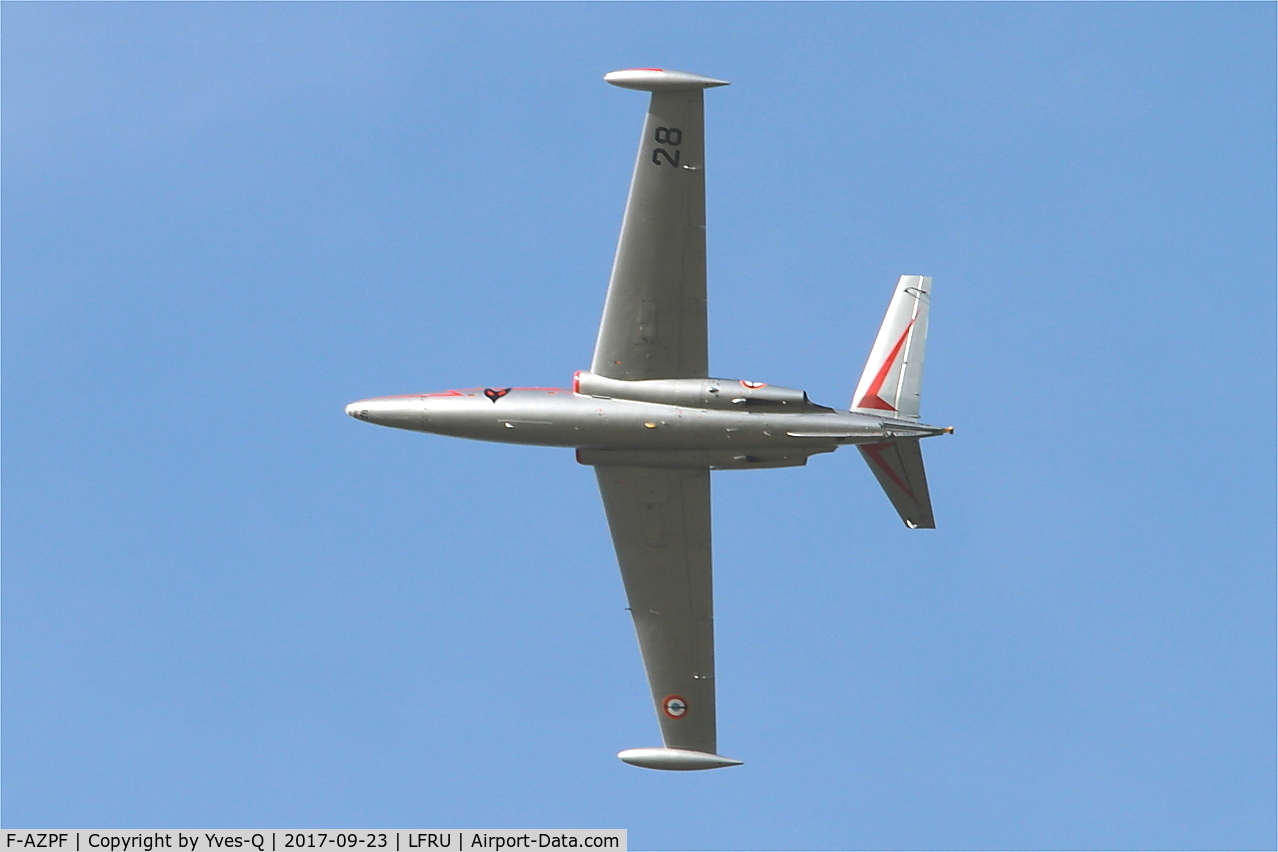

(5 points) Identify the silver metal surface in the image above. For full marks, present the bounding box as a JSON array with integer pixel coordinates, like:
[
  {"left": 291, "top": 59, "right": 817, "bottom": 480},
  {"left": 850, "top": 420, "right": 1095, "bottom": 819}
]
[
  {"left": 852, "top": 275, "right": 932, "bottom": 420},
  {"left": 591, "top": 81, "right": 711, "bottom": 381},
  {"left": 858, "top": 439, "right": 936, "bottom": 529},
  {"left": 616, "top": 747, "right": 743, "bottom": 771},
  {"left": 596, "top": 465, "right": 715, "bottom": 754},
  {"left": 346, "top": 69, "right": 952, "bottom": 770}
]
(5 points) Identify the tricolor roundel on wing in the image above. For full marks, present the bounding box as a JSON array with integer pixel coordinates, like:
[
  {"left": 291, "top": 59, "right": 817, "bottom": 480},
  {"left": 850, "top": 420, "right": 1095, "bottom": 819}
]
[{"left": 662, "top": 694, "right": 689, "bottom": 719}]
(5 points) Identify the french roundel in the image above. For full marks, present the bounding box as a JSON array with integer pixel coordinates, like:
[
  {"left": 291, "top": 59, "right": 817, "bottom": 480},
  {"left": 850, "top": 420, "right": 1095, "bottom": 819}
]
[{"left": 662, "top": 694, "right": 688, "bottom": 719}]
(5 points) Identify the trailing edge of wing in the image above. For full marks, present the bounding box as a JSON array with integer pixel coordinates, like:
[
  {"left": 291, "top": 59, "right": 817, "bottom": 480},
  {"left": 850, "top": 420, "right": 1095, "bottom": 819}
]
[{"left": 859, "top": 439, "right": 935, "bottom": 529}]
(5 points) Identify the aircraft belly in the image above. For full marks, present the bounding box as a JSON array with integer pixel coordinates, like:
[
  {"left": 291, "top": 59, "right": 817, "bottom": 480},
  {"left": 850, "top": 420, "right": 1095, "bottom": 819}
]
[
  {"left": 580, "top": 406, "right": 789, "bottom": 450},
  {"left": 414, "top": 391, "right": 889, "bottom": 452},
  {"left": 575, "top": 406, "right": 880, "bottom": 450}
]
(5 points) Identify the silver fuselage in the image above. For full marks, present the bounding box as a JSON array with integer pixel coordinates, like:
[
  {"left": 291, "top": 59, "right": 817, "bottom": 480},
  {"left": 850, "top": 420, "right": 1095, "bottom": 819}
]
[{"left": 345, "top": 384, "right": 946, "bottom": 457}]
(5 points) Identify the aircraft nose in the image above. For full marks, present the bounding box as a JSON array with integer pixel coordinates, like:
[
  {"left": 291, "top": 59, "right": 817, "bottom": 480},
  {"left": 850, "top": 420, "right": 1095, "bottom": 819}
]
[{"left": 345, "top": 397, "right": 428, "bottom": 431}]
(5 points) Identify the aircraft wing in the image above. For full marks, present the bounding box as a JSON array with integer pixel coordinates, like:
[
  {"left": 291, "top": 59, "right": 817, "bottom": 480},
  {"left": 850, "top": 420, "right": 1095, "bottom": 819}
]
[
  {"left": 859, "top": 438, "right": 936, "bottom": 529},
  {"left": 591, "top": 70, "right": 728, "bottom": 381},
  {"left": 594, "top": 464, "right": 718, "bottom": 754}
]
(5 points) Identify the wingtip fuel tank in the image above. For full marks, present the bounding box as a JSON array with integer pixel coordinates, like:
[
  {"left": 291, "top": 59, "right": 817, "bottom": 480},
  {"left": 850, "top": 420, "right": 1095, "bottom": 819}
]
[
  {"left": 617, "top": 748, "right": 743, "bottom": 771},
  {"left": 604, "top": 68, "right": 730, "bottom": 91}
]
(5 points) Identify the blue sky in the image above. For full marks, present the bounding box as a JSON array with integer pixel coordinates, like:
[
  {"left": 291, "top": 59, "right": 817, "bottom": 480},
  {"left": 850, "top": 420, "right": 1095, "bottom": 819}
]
[{"left": 3, "top": 3, "right": 1274, "bottom": 849}]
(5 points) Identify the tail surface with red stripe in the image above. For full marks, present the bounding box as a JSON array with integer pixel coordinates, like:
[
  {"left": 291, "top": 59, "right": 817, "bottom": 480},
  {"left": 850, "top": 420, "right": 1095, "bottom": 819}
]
[
  {"left": 858, "top": 439, "right": 934, "bottom": 528},
  {"left": 854, "top": 276, "right": 936, "bottom": 528},
  {"left": 851, "top": 275, "right": 932, "bottom": 420}
]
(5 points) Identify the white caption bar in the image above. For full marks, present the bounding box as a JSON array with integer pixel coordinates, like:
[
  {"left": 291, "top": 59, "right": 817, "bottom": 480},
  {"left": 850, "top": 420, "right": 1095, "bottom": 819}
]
[{"left": 2, "top": 833, "right": 625, "bottom": 852}]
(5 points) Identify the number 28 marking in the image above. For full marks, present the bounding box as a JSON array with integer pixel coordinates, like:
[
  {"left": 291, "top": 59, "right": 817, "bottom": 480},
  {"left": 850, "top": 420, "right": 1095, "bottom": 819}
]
[{"left": 652, "top": 126, "right": 683, "bottom": 167}]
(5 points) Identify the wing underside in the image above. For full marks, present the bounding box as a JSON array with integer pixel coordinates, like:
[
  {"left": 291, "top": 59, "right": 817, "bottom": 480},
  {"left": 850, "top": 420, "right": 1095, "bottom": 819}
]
[
  {"left": 594, "top": 465, "right": 717, "bottom": 754},
  {"left": 591, "top": 89, "right": 710, "bottom": 381}
]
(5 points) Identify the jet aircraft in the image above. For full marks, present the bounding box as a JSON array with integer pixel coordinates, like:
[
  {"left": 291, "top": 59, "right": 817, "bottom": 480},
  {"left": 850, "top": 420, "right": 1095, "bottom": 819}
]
[{"left": 346, "top": 68, "right": 951, "bottom": 771}]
